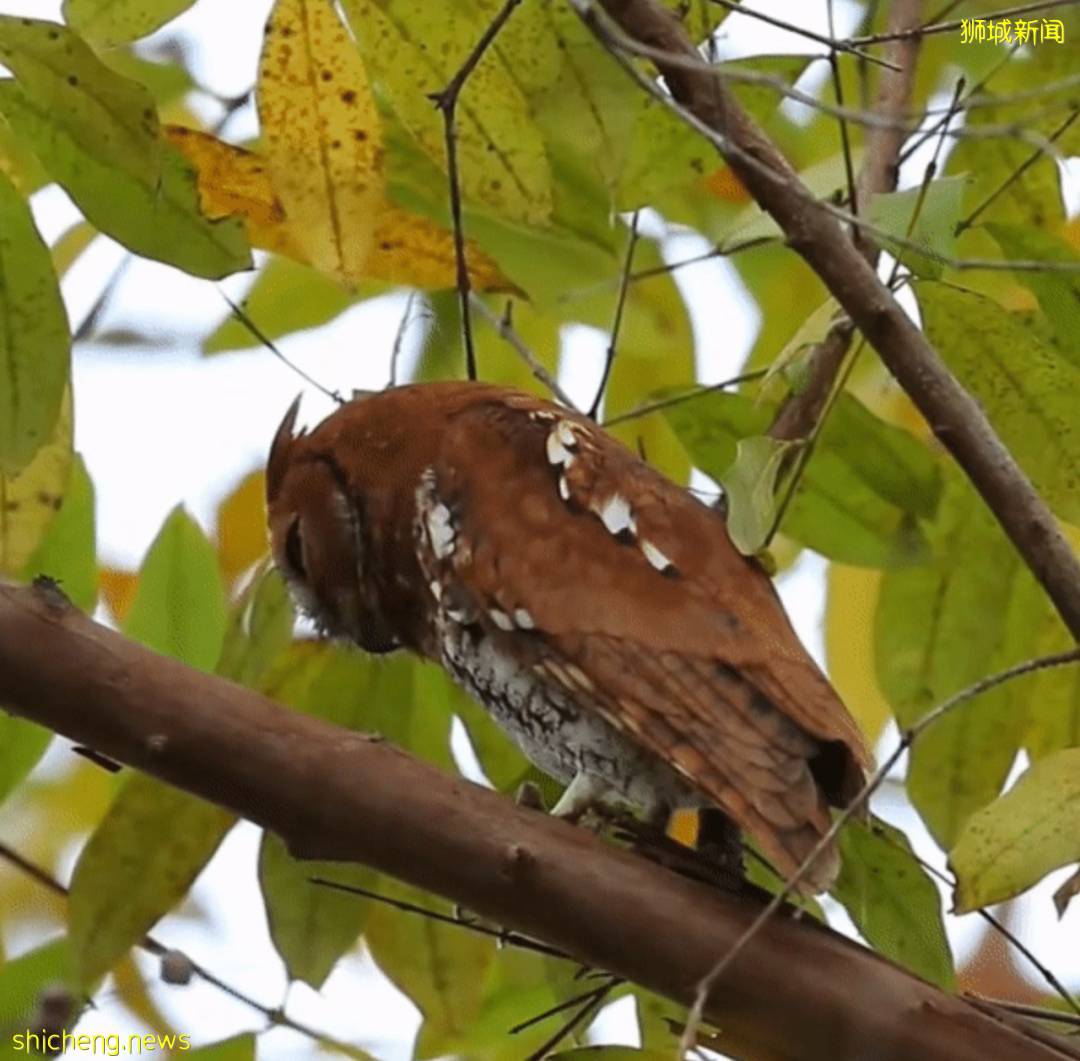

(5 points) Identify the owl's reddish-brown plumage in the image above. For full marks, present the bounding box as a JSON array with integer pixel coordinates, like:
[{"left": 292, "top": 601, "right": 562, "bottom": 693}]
[{"left": 266, "top": 381, "right": 872, "bottom": 892}]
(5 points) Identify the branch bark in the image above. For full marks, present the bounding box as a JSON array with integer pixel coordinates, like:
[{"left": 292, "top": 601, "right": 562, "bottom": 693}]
[
  {"left": 1, "top": 580, "right": 1078, "bottom": 1061},
  {"left": 586, "top": 0, "right": 1080, "bottom": 641},
  {"left": 771, "top": 0, "right": 921, "bottom": 441}
]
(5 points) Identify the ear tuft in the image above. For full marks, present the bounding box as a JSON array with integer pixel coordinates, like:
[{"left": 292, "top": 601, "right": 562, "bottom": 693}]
[{"left": 267, "top": 394, "right": 304, "bottom": 503}]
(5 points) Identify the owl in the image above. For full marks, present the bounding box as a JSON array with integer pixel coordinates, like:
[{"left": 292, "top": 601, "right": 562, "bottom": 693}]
[{"left": 265, "top": 381, "right": 871, "bottom": 892}]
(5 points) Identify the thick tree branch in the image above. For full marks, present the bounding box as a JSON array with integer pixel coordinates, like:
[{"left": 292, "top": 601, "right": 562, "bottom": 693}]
[
  {"left": 1, "top": 580, "right": 1078, "bottom": 1061},
  {"left": 584, "top": 0, "right": 1080, "bottom": 641}
]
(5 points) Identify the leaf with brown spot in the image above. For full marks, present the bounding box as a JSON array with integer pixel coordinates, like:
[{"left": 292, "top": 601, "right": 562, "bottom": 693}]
[
  {"left": 0, "top": 388, "right": 72, "bottom": 576},
  {"left": 166, "top": 124, "right": 518, "bottom": 292},
  {"left": 258, "top": 0, "right": 383, "bottom": 283}
]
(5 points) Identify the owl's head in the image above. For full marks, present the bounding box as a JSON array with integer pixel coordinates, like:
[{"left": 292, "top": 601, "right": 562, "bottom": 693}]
[{"left": 265, "top": 396, "right": 401, "bottom": 652}]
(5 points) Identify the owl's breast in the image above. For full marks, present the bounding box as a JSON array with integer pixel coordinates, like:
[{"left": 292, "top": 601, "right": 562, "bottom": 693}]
[{"left": 438, "top": 616, "right": 694, "bottom": 814}]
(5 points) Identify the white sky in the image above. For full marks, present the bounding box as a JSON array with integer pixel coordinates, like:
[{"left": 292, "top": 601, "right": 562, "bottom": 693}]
[{"left": 2, "top": 0, "right": 1078, "bottom": 1058}]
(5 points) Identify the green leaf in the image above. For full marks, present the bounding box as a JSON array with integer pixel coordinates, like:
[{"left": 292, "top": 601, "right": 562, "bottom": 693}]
[
  {"left": 720, "top": 435, "right": 794, "bottom": 555},
  {"left": 917, "top": 280, "right": 1080, "bottom": 524},
  {"left": 0, "top": 168, "right": 70, "bottom": 475},
  {"left": 62, "top": 0, "right": 197, "bottom": 46},
  {"left": 341, "top": 0, "right": 552, "bottom": 224},
  {"left": 664, "top": 390, "right": 939, "bottom": 566},
  {"left": 832, "top": 818, "right": 954, "bottom": 989},
  {"left": 215, "top": 565, "right": 294, "bottom": 688},
  {"left": 258, "top": 830, "right": 374, "bottom": 989},
  {"left": 22, "top": 453, "right": 97, "bottom": 613},
  {"left": 951, "top": 748, "right": 1080, "bottom": 912},
  {"left": 0, "top": 715, "right": 52, "bottom": 808},
  {"left": 0, "top": 387, "right": 73, "bottom": 577},
  {"left": 0, "top": 937, "right": 73, "bottom": 1028},
  {"left": 986, "top": 224, "right": 1080, "bottom": 366},
  {"left": 123, "top": 506, "right": 228, "bottom": 673},
  {"left": 443, "top": 948, "right": 588, "bottom": 1059},
  {"left": 634, "top": 989, "right": 684, "bottom": 1053},
  {"left": 204, "top": 258, "right": 373, "bottom": 354},
  {"left": 68, "top": 772, "right": 234, "bottom": 987},
  {"left": 865, "top": 175, "right": 967, "bottom": 279},
  {"left": 364, "top": 879, "right": 496, "bottom": 1060},
  {"left": 261, "top": 642, "right": 456, "bottom": 771},
  {"left": 0, "top": 16, "right": 161, "bottom": 184},
  {"left": 618, "top": 56, "right": 808, "bottom": 209},
  {"left": 551, "top": 1050, "right": 671, "bottom": 1060},
  {"left": 182, "top": 1035, "right": 256, "bottom": 1061},
  {"left": 0, "top": 82, "right": 250, "bottom": 279},
  {"left": 875, "top": 475, "right": 1050, "bottom": 847}
]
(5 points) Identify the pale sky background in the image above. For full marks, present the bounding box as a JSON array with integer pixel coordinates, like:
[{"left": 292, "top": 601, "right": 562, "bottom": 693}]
[{"left": 2, "top": 1, "right": 1079, "bottom": 1057}]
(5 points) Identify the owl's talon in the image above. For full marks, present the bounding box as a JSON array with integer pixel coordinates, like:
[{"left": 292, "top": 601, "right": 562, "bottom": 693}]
[{"left": 549, "top": 772, "right": 612, "bottom": 823}]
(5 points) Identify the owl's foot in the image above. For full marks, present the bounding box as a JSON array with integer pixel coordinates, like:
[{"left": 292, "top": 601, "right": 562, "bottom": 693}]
[{"left": 549, "top": 771, "right": 614, "bottom": 824}]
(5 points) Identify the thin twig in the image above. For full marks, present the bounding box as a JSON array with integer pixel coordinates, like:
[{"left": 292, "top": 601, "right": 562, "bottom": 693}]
[
  {"left": 509, "top": 977, "right": 621, "bottom": 1034},
  {"left": 218, "top": 292, "right": 343, "bottom": 405},
  {"left": 468, "top": 294, "right": 577, "bottom": 408},
  {"left": 0, "top": 842, "right": 365, "bottom": 1057},
  {"left": 310, "top": 876, "right": 568, "bottom": 959},
  {"left": 429, "top": 0, "right": 523, "bottom": 382},
  {"left": 590, "top": 211, "right": 640, "bottom": 419},
  {"left": 388, "top": 291, "right": 419, "bottom": 387},
  {"left": 600, "top": 369, "right": 767, "bottom": 427},
  {"left": 707, "top": 0, "right": 902, "bottom": 71},
  {"left": 845, "top": 0, "right": 1078, "bottom": 46},
  {"left": 826, "top": 2, "right": 858, "bottom": 221},
  {"left": 956, "top": 109, "right": 1080, "bottom": 234},
  {"left": 521, "top": 978, "right": 616, "bottom": 1061},
  {"left": 678, "top": 648, "right": 1080, "bottom": 1057}
]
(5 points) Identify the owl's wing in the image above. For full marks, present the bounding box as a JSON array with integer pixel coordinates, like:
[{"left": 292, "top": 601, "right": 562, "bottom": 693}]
[{"left": 424, "top": 394, "right": 871, "bottom": 891}]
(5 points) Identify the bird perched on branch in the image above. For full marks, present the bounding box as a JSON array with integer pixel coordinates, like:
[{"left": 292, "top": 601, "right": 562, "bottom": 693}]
[{"left": 266, "top": 381, "right": 871, "bottom": 893}]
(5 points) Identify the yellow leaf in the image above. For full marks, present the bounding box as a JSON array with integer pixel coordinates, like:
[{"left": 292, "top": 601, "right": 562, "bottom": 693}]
[
  {"left": 0, "top": 387, "right": 72, "bottom": 575},
  {"left": 259, "top": 0, "right": 383, "bottom": 283},
  {"left": 165, "top": 124, "right": 517, "bottom": 292},
  {"left": 367, "top": 205, "right": 518, "bottom": 293},
  {"left": 99, "top": 566, "right": 138, "bottom": 623},
  {"left": 342, "top": 0, "right": 552, "bottom": 225},
  {"left": 162, "top": 126, "right": 295, "bottom": 257},
  {"left": 217, "top": 469, "right": 269, "bottom": 583},
  {"left": 825, "top": 563, "right": 892, "bottom": 748}
]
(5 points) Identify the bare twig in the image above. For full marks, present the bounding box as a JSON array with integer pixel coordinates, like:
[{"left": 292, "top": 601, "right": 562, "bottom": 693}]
[
  {"left": 589, "top": 211, "right": 640, "bottom": 419},
  {"left": 468, "top": 294, "right": 577, "bottom": 408},
  {"left": 521, "top": 979, "right": 617, "bottom": 1061},
  {"left": 218, "top": 291, "right": 343, "bottom": 405},
  {"left": 707, "top": 0, "right": 902, "bottom": 71},
  {"left": 770, "top": 0, "right": 921, "bottom": 445},
  {"left": 845, "top": 0, "right": 1078, "bottom": 46},
  {"left": 388, "top": 291, "right": 419, "bottom": 387},
  {"left": 956, "top": 108, "right": 1080, "bottom": 234},
  {"left": 0, "top": 842, "right": 367, "bottom": 1057},
  {"left": 310, "top": 876, "right": 568, "bottom": 959},
  {"left": 600, "top": 369, "right": 766, "bottom": 427},
  {"left": 430, "top": 0, "right": 523, "bottom": 381},
  {"left": 678, "top": 648, "right": 1080, "bottom": 1055}
]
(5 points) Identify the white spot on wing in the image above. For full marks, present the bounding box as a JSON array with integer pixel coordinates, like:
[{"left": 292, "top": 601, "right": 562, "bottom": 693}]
[
  {"left": 595, "top": 494, "right": 636, "bottom": 538},
  {"left": 558, "top": 476, "right": 571, "bottom": 501},
  {"left": 514, "top": 608, "right": 535, "bottom": 629},
  {"left": 429, "top": 580, "right": 443, "bottom": 601},
  {"left": 489, "top": 608, "right": 514, "bottom": 631},
  {"left": 641, "top": 538, "right": 676, "bottom": 573},
  {"left": 425, "top": 502, "right": 456, "bottom": 559}
]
